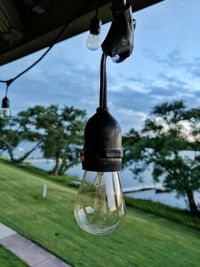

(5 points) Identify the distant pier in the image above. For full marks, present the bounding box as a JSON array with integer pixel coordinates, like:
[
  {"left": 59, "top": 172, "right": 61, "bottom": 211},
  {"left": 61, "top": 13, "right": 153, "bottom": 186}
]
[{"left": 123, "top": 185, "right": 169, "bottom": 194}]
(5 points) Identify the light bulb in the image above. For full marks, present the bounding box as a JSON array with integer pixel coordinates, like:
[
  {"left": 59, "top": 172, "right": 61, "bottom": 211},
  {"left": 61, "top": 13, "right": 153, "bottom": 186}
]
[
  {"left": 86, "top": 15, "right": 101, "bottom": 51},
  {"left": 1, "top": 97, "right": 11, "bottom": 119},
  {"left": 74, "top": 171, "right": 125, "bottom": 235},
  {"left": 86, "top": 33, "right": 101, "bottom": 51},
  {"left": 0, "top": 108, "right": 11, "bottom": 119}
]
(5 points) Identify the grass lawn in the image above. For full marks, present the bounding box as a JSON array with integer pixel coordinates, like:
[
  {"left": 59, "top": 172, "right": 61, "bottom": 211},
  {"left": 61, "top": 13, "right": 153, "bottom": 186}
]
[
  {"left": 0, "top": 245, "right": 28, "bottom": 267},
  {"left": 0, "top": 160, "right": 199, "bottom": 267},
  {"left": 124, "top": 197, "right": 200, "bottom": 231},
  {"left": 4, "top": 158, "right": 200, "bottom": 231}
]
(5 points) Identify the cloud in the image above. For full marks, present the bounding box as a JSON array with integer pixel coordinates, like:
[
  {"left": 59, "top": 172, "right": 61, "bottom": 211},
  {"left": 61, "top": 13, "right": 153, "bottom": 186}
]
[
  {"left": 157, "top": 73, "right": 188, "bottom": 88},
  {"left": 108, "top": 103, "right": 147, "bottom": 133},
  {"left": 6, "top": 48, "right": 200, "bottom": 135},
  {"left": 1, "top": 14, "right": 200, "bottom": 135},
  {"left": 145, "top": 49, "right": 200, "bottom": 79},
  {"left": 107, "top": 68, "right": 200, "bottom": 128},
  {"left": 157, "top": 50, "right": 185, "bottom": 67}
]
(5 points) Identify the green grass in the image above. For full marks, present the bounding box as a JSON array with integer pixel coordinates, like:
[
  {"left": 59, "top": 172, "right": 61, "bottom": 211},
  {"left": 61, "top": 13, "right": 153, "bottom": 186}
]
[
  {"left": 0, "top": 245, "right": 28, "bottom": 267},
  {"left": 3, "top": 158, "right": 200, "bottom": 231},
  {"left": 0, "top": 158, "right": 79, "bottom": 188},
  {"left": 0, "top": 160, "right": 200, "bottom": 267},
  {"left": 125, "top": 197, "right": 200, "bottom": 231}
]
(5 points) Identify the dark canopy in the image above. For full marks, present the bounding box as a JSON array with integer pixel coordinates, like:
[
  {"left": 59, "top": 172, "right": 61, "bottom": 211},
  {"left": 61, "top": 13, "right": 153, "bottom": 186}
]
[{"left": 0, "top": 0, "right": 163, "bottom": 66}]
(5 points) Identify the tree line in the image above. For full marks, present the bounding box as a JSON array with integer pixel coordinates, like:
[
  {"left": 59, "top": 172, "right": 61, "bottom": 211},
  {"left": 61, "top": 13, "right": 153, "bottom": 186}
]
[
  {"left": 0, "top": 105, "right": 86, "bottom": 175},
  {"left": 123, "top": 101, "right": 200, "bottom": 216},
  {"left": 0, "top": 101, "right": 199, "bottom": 215}
]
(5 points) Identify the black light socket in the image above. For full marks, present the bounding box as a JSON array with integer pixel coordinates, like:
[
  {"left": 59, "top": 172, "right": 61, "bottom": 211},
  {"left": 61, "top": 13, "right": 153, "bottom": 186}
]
[
  {"left": 82, "top": 107, "right": 123, "bottom": 172},
  {"left": 2, "top": 97, "right": 10, "bottom": 109},
  {"left": 89, "top": 15, "right": 101, "bottom": 35}
]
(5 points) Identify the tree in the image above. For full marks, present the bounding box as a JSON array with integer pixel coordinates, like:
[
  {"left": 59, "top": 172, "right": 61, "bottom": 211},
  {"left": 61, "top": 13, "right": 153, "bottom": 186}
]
[
  {"left": 0, "top": 106, "right": 44, "bottom": 162},
  {"left": 0, "top": 118, "right": 21, "bottom": 161},
  {"left": 36, "top": 105, "right": 86, "bottom": 175},
  {"left": 123, "top": 101, "right": 200, "bottom": 215}
]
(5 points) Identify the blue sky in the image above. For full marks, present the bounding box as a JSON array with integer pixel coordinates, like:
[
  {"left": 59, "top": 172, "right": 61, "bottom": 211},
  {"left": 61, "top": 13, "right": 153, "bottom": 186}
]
[{"left": 0, "top": 0, "right": 200, "bottom": 133}]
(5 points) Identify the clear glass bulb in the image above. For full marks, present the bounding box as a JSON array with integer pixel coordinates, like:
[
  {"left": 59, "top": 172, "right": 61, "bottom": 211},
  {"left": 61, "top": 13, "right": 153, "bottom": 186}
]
[
  {"left": 0, "top": 108, "right": 11, "bottom": 119},
  {"left": 74, "top": 171, "right": 125, "bottom": 235},
  {"left": 86, "top": 34, "right": 101, "bottom": 51}
]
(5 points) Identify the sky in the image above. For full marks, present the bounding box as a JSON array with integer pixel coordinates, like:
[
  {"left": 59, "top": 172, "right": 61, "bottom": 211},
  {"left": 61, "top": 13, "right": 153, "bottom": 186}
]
[{"left": 0, "top": 0, "right": 200, "bottom": 133}]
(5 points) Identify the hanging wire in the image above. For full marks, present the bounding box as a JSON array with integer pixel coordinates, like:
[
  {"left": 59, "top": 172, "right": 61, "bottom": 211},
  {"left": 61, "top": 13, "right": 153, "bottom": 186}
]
[
  {"left": 0, "top": 0, "right": 93, "bottom": 88},
  {"left": 96, "top": 0, "right": 103, "bottom": 16},
  {"left": 99, "top": 52, "right": 107, "bottom": 108},
  {"left": 5, "top": 83, "right": 8, "bottom": 97}
]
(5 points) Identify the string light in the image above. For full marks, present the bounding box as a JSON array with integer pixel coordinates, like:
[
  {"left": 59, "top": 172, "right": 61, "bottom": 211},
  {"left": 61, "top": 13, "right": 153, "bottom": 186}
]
[
  {"left": 0, "top": 81, "right": 11, "bottom": 119},
  {"left": 74, "top": 0, "right": 135, "bottom": 235},
  {"left": 86, "top": 12, "right": 102, "bottom": 51},
  {"left": 74, "top": 52, "right": 125, "bottom": 235},
  {"left": 1, "top": 0, "right": 136, "bottom": 235}
]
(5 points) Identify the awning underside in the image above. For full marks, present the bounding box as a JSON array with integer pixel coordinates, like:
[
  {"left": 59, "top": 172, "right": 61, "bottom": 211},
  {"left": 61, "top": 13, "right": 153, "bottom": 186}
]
[{"left": 0, "top": 0, "right": 163, "bottom": 65}]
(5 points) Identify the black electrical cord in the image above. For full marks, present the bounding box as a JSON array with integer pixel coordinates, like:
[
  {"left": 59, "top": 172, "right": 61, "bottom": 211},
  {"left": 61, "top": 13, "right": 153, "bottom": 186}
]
[
  {"left": 112, "top": 0, "right": 127, "bottom": 9},
  {"left": 0, "top": 0, "right": 92, "bottom": 88},
  {"left": 0, "top": 23, "right": 68, "bottom": 86},
  {"left": 96, "top": 0, "right": 103, "bottom": 15},
  {"left": 5, "top": 83, "right": 8, "bottom": 97},
  {"left": 99, "top": 52, "right": 107, "bottom": 108}
]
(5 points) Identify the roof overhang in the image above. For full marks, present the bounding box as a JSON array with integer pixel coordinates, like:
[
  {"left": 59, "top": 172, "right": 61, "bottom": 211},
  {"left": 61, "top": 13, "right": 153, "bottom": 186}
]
[{"left": 0, "top": 0, "right": 164, "bottom": 66}]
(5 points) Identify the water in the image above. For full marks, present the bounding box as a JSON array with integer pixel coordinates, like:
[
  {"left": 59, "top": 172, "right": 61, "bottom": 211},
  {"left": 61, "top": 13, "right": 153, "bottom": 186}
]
[
  {"left": 3, "top": 142, "right": 200, "bottom": 211},
  {"left": 26, "top": 160, "right": 200, "bottom": 211},
  {"left": 127, "top": 190, "right": 185, "bottom": 209}
]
